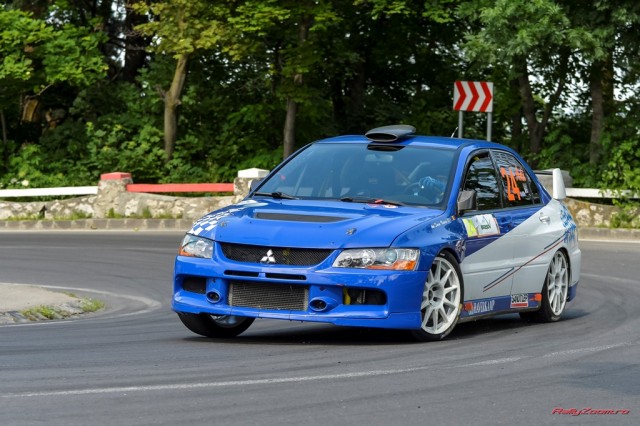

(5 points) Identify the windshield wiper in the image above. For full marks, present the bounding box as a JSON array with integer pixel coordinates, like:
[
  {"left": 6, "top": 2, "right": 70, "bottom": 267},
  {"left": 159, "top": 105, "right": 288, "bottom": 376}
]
[
  {"left": 253, "top": 191, "right": 298, "bottom": 200},
  {"left": 340, "top": 197, "right": 405, "bottom": 206}
]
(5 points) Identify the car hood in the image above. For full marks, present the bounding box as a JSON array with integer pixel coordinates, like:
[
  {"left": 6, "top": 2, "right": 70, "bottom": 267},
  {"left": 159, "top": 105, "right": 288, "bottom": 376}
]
[{"left": 188, "top": 199, "right": 444, "bottom": 249}]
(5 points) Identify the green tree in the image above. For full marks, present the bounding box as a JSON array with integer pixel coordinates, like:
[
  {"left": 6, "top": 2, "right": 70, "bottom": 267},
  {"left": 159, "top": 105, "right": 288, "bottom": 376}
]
[
  {"left": 460, "top": 0, "right": 599, "bottom": 158},
  {"left": 223, "top": 1, "right": 340, "bottom": 158},
  {"left": 0, "top": 7, "right": 107, "bottom": 172},
  {"left": 561, "top": 0, "right": 640, "bottom": 165},
  {"left": 134, "top": 0, "right": 230, "bottom": 161}
]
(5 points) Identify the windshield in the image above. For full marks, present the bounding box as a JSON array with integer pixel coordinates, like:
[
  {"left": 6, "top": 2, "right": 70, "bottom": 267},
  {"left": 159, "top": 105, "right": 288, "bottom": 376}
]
[{"left": 254, "top": 142, "right": 455, "bottom": 207}]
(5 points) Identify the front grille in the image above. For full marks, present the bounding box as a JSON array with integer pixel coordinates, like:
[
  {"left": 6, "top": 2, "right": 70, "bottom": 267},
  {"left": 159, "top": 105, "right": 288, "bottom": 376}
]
[
  {"left": 220, "top": 243, "right": 332, "bottom": 266},
  {"left": 229, "top": 281, "right": 308, "bottom": 311}
]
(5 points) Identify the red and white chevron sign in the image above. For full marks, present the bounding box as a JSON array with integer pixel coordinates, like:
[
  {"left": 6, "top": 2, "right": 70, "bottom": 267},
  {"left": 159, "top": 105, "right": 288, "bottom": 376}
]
[{"left": 453, "top": 81, "right": 493, "bottom": 112}]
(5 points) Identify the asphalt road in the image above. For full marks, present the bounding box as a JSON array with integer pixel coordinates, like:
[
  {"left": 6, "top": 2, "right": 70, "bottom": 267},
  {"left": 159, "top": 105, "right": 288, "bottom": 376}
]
[{"left": 0, "top": 232, "right": 638, "bottom": 426}]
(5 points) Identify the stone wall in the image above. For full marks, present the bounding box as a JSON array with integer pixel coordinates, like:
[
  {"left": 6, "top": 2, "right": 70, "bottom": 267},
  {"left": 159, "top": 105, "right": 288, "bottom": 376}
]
[
  {"left": 536, "top": 170, "right": 637, "bottom": 228},
  {"left": 0, "top": 195, "right": 96, "bottom": 220},
  {"left": 0, "top": 169, "right": 268, "bottom": 221},
  {"left": 565, "top": 198, "right": 639, "bottom": 228},
  {"left": 0, "top": 168, "right": 635, "bottom": 228}
]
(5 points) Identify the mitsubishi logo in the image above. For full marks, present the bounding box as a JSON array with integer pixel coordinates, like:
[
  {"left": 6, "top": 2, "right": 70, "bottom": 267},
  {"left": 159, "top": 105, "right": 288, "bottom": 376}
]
[{"left": 260, "top": 249, "right": 276, "bottom": 264}]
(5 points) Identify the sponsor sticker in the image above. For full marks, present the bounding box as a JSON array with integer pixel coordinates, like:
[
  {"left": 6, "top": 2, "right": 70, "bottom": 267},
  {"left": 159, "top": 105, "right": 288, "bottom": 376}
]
[
  {"left": 190, "top": 200, "right": 267, "bottom": 235},
  {"left": 560, "top": 204, "right": 578, "bottom": 246},
  {"left": 462, "top": 214, "right": 500, "bottom": 238},
  {"left": 430, "top": 216, "right": 455, "bottom": 229},
  {"left": 510, "top": 293, "right": 529, "bottom": 308},
  {"left": 468, "top": 300, "right": 495, "bottom": 315}
]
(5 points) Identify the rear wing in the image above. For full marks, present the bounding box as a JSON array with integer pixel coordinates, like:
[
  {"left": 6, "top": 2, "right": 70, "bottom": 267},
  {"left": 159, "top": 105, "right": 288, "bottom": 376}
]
[{"left": 534, "top": 168, "right": 566, "bottom": 200}]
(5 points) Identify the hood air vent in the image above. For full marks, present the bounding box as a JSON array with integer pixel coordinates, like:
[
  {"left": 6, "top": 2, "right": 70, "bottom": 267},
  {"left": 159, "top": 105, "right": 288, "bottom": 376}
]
[{"left": 254, "top": 212, "right": 346, "bottom": 223}]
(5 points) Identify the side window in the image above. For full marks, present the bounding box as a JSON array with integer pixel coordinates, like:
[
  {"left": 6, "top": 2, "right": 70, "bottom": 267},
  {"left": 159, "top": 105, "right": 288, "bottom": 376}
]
[
  {"left": 491, "top": 150, "right": 537, "bottom": 207},
  {"left": 462, "top": 153, "right": 502, "bottom": 211},
  {"left": 531, "top": 177, "right": 541, "bottom": 204}
]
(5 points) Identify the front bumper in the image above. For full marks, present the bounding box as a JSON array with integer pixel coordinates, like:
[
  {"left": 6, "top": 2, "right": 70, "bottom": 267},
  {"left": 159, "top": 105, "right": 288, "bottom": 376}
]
[{"left": 173, "top": 255, "right": 426, "bottom": 330}]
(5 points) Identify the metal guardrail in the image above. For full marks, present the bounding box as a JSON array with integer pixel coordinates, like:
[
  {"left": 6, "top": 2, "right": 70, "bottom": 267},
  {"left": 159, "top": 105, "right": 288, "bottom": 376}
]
[
  {"left": 565, "top": 188, "right": 639, "bottom": 199},
  {"left": 0, "top": 186, "right": 98, "bottom": 198},
  {"left": 0, "top": 183, "right": 234, "bottom": 198},
  {"left": 126, "top": 183, "right": 234, "bottom": 193},
  {"left": 0, "top": 185, "right": 636, "bottom": 199}
]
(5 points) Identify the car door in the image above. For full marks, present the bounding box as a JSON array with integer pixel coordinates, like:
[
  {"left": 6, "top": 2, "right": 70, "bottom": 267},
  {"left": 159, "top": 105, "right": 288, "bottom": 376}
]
[
  {"left": 459, "top": 151, "right": 516, "bottom": 302},
  {"left": 490, "top": 150, "right": 556, "bottom": 299}
]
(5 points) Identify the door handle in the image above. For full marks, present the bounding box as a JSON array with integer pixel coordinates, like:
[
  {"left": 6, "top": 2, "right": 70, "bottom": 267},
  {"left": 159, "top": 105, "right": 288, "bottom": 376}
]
[{"left": 539, "top": 213, "right": 550, "bottom": 224}]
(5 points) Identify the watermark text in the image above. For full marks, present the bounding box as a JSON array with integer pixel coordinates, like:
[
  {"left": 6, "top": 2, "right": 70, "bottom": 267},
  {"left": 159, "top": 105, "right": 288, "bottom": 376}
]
[{"left": 552, "top": 407, "right": 630, "bottom": 416}]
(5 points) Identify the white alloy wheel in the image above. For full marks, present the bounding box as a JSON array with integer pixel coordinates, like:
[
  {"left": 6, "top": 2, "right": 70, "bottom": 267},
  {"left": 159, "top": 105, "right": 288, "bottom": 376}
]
[
  {"left": 546, "top": 251, "right": 569, "bottom": 318},
  {"left": 412, "top": 252, "right": 462, "bottom": 341},
  {"left": 520, "top": 250, "right": 569, "bottom": 323}
]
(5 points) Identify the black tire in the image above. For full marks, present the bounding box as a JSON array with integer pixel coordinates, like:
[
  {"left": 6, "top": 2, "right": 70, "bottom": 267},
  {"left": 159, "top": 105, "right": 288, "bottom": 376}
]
[
  {"left": 177, "top": 313, "right": 255, "bottom": 338},
  {"left": 519, "top": 250, "right": 569, "bottom": 323},
  {"left": 411, "top": 251, "right": 463, "bottom": 341}
]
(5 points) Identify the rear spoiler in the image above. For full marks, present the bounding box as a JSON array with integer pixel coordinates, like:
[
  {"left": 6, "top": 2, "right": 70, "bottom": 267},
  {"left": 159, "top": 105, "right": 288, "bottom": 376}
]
[{"left": 534, "top": 168, "right": 566, "bottom": 200}]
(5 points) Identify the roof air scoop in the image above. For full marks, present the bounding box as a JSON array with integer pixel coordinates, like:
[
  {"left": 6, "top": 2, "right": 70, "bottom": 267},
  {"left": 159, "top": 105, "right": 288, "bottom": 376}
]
[{"left": 365, "top": 125, "right": 416, "bottom": 143}]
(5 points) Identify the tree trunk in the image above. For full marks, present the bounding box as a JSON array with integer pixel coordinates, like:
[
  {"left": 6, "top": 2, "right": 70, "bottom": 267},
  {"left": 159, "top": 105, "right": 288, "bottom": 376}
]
[
  {"left": 0, "top": 109, "right": 7, "bottom": 172},
  {"left": 589, "top": 63, "right": 604, "bottom": 165},
  {"left": 589, "top": 56, "right": 615, "bottom": 165},
  {"left": 509, "top": 78, "right": 524, "bottom": 152},
  {"left": 122, "top": 1, "right": 150, "bottom": 83},
  {"left": 345, "top": 59, "right": 366, "bottom": 133},
  {"left": 164, "top": 53, "right": 188, "bottom": 161},
  {"left": 516, "top": 58, "right": 544, "bottom": 155},
  {"left": 515, "top": 55, "right": 566, "bottom": 158},
  {"left": 283, "top": 99, "right": 298, "bottom": 158},
  {"left": 282, "top": 17, "right": 311, "bottom": 159}
]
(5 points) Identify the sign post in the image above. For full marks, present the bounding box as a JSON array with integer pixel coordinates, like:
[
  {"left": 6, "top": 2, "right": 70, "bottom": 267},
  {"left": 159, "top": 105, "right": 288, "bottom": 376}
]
[{"left": 453, "top": 81, "right": 494, "bottom": 140}]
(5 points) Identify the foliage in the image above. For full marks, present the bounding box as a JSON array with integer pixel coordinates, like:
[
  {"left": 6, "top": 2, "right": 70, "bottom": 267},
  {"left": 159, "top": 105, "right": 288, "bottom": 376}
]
[
  {"left": 609, "top": 203, "right": 640, "bottom": 229},
  {"left": 0, "top": 9, "right": 107, "bottom": 89},
  {"left": 20, "top": 297, "right": 105, "bottom": 321},
  {"left": 0, "top": 0, "right": 638, "bottom": 196},
  {"left": 602, "top": 139, "right": 640, "bottom": 191},
  {"left": 600, "top": 107, "right": 640, "bottom": 193}
]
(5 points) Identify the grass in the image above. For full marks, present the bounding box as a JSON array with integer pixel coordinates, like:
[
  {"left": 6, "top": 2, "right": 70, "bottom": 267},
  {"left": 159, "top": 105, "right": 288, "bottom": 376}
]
[
  {"left": 22, "top": 305, "right": 58, "bottom": 320},
  {"left": 5, "top": 209, "right": 183, "bottom": 221},
  {"left": 3, "top": 211, "right": 92, "bottom": 221},
  {"left": 80, "top": 298, "right": 105, "bottom": 313},
  {"left": 105, "top": 207, "right": 182, "bottom": 219},
  {"left": 3, "top": 214, "right": 40, "bottom": 221},
  {"left": 54, "top": 211, "right": 92, "bottom": 220},
  {"left": 20, "top": 297, "right": 105, "bottom": 321},
  {"left": 609, "top": 204, "right": 640, "bottom": 229}
]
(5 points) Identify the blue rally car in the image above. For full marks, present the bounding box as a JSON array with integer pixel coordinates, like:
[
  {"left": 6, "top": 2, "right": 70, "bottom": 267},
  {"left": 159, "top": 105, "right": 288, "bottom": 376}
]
[{"left": 173, "top": 125, "right": 581, "bottom": 341}]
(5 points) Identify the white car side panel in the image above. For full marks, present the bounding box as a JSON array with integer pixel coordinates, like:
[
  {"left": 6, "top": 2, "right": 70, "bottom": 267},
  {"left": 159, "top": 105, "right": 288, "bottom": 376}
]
[
  {"left": 509, "top": 200, "right": 567, "bottom": 295},
  {"left": 462, "top": 234, "right": 517, "bottom": 301},
  {"left": 461, "top": 199, "right": 579, "bottom": 302}
]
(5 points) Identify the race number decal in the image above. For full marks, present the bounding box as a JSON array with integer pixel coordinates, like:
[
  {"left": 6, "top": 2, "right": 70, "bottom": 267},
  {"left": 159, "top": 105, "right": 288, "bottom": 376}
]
[
  {"left": 500, "top": 166, "right": 523, "bottom": 201},
  {"left": 462, "top": 214, "right": 500, "bottom": 238}
]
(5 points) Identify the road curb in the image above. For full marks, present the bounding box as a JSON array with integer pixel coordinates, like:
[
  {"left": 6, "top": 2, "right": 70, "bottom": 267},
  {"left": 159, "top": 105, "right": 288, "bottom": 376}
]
[
  {"left": 0, "top": 283, "right": 103, "bottom": 324},
  {"left": 0, "top": 218, "right": 193, "bottom": 231},
  {"left": 578, "top": 227, "right": 640, "bottom": 241}
]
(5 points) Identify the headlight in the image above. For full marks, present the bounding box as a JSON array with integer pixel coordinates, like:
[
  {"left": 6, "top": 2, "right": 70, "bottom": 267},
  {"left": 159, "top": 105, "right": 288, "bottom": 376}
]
[
  {"left": 333, "top": 248, "right": 419, "bottom": 270},
  {"left": 179, "top": 234, "right": 214, "bottom": 259}
]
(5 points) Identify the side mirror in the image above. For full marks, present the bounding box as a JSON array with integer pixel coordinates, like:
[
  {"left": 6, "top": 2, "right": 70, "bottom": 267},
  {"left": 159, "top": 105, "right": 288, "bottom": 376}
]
[
  {"left": 457, "top": 190, "right": 477, "bottom": 215},
  {"left": 249, "top": 178, "right": 263, "bottom": 192}
]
